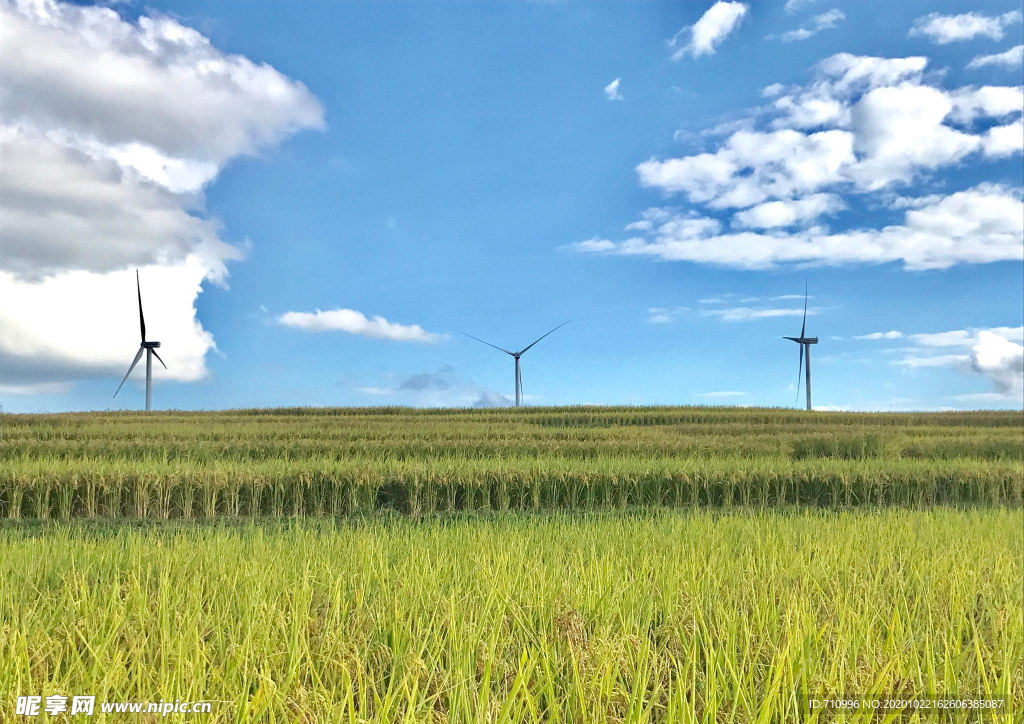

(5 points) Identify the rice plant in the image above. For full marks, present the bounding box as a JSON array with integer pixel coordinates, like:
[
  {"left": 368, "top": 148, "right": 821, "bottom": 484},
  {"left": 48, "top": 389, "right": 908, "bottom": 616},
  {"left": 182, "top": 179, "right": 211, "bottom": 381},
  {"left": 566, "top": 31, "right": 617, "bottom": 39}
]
[
  {"left": 0, "top": 508, "right": 1019, "bottom": 722},
  {"left": 1, "top": 406, "right": 1020, "bottom": 519}
]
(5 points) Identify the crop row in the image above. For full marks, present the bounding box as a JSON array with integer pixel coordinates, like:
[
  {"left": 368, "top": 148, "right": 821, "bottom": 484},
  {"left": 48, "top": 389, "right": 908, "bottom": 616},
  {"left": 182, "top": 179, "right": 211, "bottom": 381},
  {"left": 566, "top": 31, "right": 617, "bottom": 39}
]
[{"left": 1, "top": 456, "right": 1019, "bottom": 519}]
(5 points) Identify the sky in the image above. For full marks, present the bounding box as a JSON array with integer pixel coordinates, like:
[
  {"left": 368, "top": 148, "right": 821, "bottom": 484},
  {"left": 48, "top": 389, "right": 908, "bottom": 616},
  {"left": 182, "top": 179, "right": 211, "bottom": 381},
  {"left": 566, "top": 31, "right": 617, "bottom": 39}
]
[{"left": 0, "top": 0, "right": 1022, "bottom": 413}]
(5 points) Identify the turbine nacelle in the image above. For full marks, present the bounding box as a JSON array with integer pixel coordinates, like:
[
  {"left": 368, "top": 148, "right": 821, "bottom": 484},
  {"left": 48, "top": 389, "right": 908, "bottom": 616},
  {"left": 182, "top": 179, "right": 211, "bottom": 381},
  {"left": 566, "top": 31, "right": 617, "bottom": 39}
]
[
  {"left": 143, "top": 341, "right": 161, "bottom": 349},
  {"left": 783, "top": 336, "right": 818, "bottom": 344}
]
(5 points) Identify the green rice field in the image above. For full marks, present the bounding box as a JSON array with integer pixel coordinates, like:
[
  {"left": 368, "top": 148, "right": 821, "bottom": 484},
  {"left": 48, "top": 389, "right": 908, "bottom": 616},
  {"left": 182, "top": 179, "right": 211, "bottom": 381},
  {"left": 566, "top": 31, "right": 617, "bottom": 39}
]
[
  {"left": 1, "top": 407, "right": 1021, "bottom": 519},
  {"left": 0, "top": 407, "right": 1020, "bottom": 721},
  {"left": 0, "top": 509, "right": 1020, "bottom": 722}
]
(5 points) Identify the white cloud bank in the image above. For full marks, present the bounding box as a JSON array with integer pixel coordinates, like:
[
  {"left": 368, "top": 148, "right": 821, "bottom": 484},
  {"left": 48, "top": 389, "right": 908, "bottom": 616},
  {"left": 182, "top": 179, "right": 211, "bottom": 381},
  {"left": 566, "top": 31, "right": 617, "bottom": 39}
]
[
  {"left": 0, "top": 0, "right": 323, "bottom": 395},
  {"left": 572, "top": 53, "right": 1024, "bottom": 270},
  {"left": 909, "top": 11, "right": 1023, "bottom": 45},
  {"left": 276, "top": 309, "right": 446, "bottom": 344},
  {"left": 672, "top": 2, "right": 748, "bottom": 59},
  {"left": 573, "top": 183, "right": 1023, "bottom": 270}
]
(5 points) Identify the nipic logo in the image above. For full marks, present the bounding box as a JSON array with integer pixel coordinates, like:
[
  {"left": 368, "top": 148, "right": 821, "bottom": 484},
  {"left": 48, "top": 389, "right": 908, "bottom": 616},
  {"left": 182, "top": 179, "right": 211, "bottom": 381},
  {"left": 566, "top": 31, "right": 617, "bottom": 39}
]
[{"left": 15, "top": 696, "right": 211, "bottom": 717}]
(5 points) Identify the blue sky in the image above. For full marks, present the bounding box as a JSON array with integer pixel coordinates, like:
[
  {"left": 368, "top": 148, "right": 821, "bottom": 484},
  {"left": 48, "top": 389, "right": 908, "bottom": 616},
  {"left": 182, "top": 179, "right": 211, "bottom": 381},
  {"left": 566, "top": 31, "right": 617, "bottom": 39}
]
[{"left": 0, "top": 0, "right": 1021, "bottom": 413}]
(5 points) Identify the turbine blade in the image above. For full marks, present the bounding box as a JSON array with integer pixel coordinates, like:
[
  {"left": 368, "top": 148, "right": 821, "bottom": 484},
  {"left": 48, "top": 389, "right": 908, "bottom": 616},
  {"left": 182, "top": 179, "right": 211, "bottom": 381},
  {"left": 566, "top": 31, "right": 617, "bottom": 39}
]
[
  {"left": 460, "top": 331, "right": 515, "bottom": 356},
  {"left": 795, "top": 343, "right": 804, "bottom": 406},
  {"left": 151, "top": 349, "right": 168, "bottom": 370},
  {"left": 114, "top": 346, "right": 145, "bottom": 398},
  {"left": 137, "top": 270, "right": 146, "bottom": 343},
  {"left": 800, "top": 278, "right": 807, "bottom": 339},
  {"left": 518, "top": 320, "right": 570, "bottom": 355}
]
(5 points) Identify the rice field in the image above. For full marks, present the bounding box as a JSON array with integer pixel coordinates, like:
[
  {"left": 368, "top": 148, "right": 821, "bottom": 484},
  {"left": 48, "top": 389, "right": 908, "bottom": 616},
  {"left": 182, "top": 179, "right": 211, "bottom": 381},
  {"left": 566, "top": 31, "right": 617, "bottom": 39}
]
[
  {"left": 1, "top": 406, "right": 1020, "bottom": 721},
  {"left": 1, "top": 406, "right": 1021, "bottom": 519},
  {"left": 0, "top": 509, "right": 1020, "bottom": 722}
]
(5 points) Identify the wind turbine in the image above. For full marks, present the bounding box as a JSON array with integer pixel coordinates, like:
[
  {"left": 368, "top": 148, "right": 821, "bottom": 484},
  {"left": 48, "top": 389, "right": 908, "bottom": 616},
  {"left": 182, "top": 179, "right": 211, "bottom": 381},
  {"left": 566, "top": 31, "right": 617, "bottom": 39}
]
[
  {"left": 461, "top": 321, "right": 570, "bottom": 407},
  {"left": 783, "top": 281, "right": 817, "bottom": 411},
  {"left": 114, "top": 270, "right": 167, "bottom": 411}
]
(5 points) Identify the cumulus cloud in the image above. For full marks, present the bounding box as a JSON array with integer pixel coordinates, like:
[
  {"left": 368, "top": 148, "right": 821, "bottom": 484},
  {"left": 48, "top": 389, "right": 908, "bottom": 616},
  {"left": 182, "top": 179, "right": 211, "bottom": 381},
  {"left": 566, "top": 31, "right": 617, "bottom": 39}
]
[
  {"left": 671, "top": 2, "right": 748, "bottom": 60},
  {"left": 578, "top": 52, "right": 1024, "bottom": 271},
  {"left": 0, "top": 0, "right": 323, "bottom": 395},
  {"left": 0, "top": 261, "right": 217, "bottom": 387},
  {"left": 971, "top": 331, "right": 1023, "bottom": 398},
  {"left": 604, "top": 78, "right": 623, "bottom": 101},
  {"left": 968, "top": 45, "right": 1024, "bottom": 70},
  {"left": 276, "top": 309, "right": 446, "bottom": 344},
  {"left": 779, "top": 9, "right": 845, "bottom": 42},
  {"left": 909, "top": 11, "right": 1023, "bottom": 45},
  {"left": 697, "top": 390, "right": 748, "bottom": 398},
  {"left": 572, "top": 184, "right": 1024, "bottom": 270},
  {"left": 637, "top": 54, "right": 1022, "bottom": 207},
  {"left": 0, "top": 125, "right": 238, "bottom": 280},
  {"left": 732, "top": 193, "right": 844, "bottom": 228},
  {"left": 0, "top": 0, "right": 324, "bottom": 191}
]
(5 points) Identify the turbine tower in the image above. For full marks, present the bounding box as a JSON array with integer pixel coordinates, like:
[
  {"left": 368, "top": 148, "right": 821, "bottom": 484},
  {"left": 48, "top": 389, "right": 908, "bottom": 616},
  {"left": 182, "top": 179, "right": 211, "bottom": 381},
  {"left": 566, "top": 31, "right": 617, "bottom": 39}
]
[
  {"left": 114, "top": 270, "right": 167, "bottom": 411},
  {"left": 783, "top": 281, "right": 817, "bottom": 411},
  {"left": 461, "top": 321, "right": 570, "bottom": 407}
]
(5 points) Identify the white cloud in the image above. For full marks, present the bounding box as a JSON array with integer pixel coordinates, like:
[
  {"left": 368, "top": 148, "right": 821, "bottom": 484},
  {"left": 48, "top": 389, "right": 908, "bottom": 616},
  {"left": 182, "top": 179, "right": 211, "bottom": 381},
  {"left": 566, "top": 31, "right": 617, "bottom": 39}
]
[
  {"left": 0, "top": 125, "right": 238, "bottom": 279},
  {"left": 0, "top": 0, "right": 324, "bottom": 191},
  {"left": 276, "top": 309, "right": 446, "bottom": 344},
  {"left": 983, "top": 119, "right": 1024, "bottom": 157},
  {"left": 646, "top": 306, "right": 689, "bottom": 324},
  {"left": 909, "top": 11, "right": 1023, "bottom": 45},
  {"left": 658, "top": 57, "right": 1013, "bottom": 198},
  {"left": 0, "top": 260, "right": 218, "bottom": 388},
  {"left": 780, "top": 9, "right": 845, "bottom": 42},
  {"left": 971, "top": 331, "right": 1023, "bottom": 398},
  {"left": 909, "top": 325, "right": 1023, "bottom": 348},
  {"left": 0, "top": 0, "right": 323, "bottom": 396},
  {"left": 885, "top": 326, "right": 1023, "bottom": 403},
  {"left": 572, "top": 184, "right": 1024, "bottom": 271},
  {"left": 732, "top": 193, "right": 844, "bottom": 228},
  {"left": 672, "top": 2, "right": 748, "bottom": 60},
  {"left": 700, "top": 306, "right": 818, "bottom": 322},
  {"left": 697, "top": 390, "right": 748, "bottom": 397},
  {"left": 855, "top": 331, "right": 904, "bottom": 340},
  {"left": 894, "top": 354, "right": 971, "bottom": 368},
  {"left": 604, "top": 78, "right": 623, "bottom": 101},
  {"left": 953, "top": 391, "right": 1012, "bottom": 402},
  {"left": 968, "top": 45, "right": 1024, "bottom": 70},
  {"left": 637, "top": 128, "right": 856, "bottom": 208},
  {"left": 582, "top": 52, "right": 1024, "bottom": 272}
]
